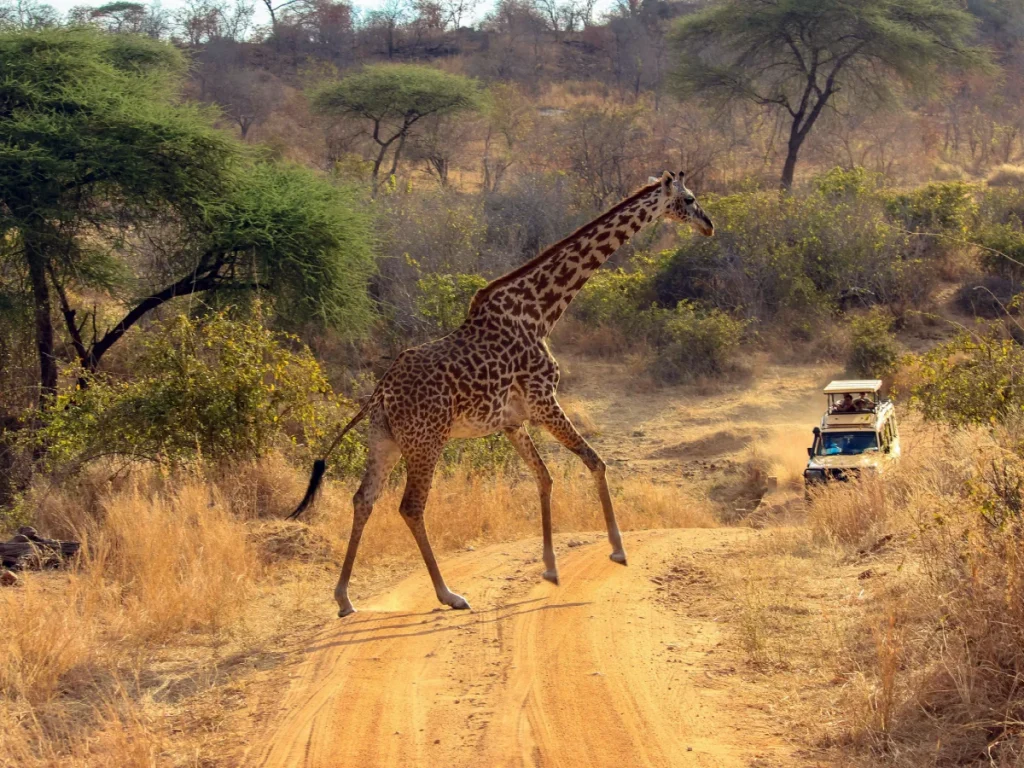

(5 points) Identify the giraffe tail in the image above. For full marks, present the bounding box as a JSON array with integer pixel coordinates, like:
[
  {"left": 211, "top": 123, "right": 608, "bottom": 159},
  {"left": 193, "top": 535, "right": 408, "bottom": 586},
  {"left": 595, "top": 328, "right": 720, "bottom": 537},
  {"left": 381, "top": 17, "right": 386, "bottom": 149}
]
[{"left": 287, "top": 399, "right": 373, "bottom": 520}]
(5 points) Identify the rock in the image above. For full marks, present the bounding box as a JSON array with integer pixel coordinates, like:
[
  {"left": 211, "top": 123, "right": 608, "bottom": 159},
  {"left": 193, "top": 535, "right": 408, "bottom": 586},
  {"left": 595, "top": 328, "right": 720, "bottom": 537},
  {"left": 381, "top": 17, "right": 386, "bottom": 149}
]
[{"left": 0, "top": 569, "right": 19, "bottom": 587}]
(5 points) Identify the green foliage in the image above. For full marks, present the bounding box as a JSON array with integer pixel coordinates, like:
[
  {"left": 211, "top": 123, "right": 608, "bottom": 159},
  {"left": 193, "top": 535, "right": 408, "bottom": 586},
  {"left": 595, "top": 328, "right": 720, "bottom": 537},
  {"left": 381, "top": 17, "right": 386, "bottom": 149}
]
[
  {"left": 975, "top": 222, "right": 1024, "bottom": 280},
  {"left": 573, "top": 269, "right": 658, "bottom": 334},
  {"left": 312, "top": 64, "right": 482, "bottom": 124},
  {"left": 651, "top": 301, "right": 747, "bottom": 383},
  {"left": 200, "top": 162, "right": 377, "bottom": 332},
  {"left": 848, "top": 309, "right": 899, "bottom": 377},
  {"left": 906, "top": 324, "right": 1024, "bottom": 427},
  {"left": 415, "top": 273, "right": 487, "bottom": 334},
  {"left": 884, "top": 181, "right": 979, "bottom": 237},
  {"left": 669, "top": 0, "right": 987, "bottom": 187},
  {"left": 32, "top": 309, "right": 364, "bottom": 473},
  {"left": 440, "top": 433, "right": 518, "bottom": 475},
  {"left": 311, "top": 64, "right": 482, "bottom": 186},
  {"left": 0, "top": 27, "right": 377, "bottom": 403},
  {"left": 814, "top": 166, "right": 877, "bottom": 200},
  {"left": 654, "top": 181, "right": 924, "bottom": 325},
  {"left": 0, "top": 27, "right": 233, "bottom": 225}
]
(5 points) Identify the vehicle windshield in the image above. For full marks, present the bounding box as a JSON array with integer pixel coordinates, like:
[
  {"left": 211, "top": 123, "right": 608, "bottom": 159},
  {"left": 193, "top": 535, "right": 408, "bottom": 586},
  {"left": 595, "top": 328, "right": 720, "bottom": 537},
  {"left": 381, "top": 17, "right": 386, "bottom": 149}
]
[{"left": 817, "top": 431, "right": 878, "bottom": 456}]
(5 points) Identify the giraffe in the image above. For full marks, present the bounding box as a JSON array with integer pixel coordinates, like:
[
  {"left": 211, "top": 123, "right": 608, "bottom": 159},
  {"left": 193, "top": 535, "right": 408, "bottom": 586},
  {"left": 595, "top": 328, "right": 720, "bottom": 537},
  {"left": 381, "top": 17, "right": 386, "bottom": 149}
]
[{"left": 289, "top": 170, "right": 714, "bottom": 617}]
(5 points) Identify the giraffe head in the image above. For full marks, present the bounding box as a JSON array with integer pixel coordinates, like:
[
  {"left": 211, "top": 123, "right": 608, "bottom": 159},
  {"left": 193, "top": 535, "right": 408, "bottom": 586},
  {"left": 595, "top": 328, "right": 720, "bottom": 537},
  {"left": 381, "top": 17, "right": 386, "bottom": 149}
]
[{"left": 649, "top": 171, "right": 714, "bottom": 236}]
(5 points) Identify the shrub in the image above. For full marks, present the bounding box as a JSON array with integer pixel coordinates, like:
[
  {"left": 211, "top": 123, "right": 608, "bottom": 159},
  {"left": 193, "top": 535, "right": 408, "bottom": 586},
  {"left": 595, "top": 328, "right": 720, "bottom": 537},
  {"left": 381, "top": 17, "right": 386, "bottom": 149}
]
[
  {"left": 415, "top": 273, "right": 488, "bottom": 334},
  {"left": 884, "top": 181, "right": 978, "bottom": 237},
  {"left": 32, "top": 309, "right": 363, "bottom": 475},
  {"left": 440, "top": 432, "right": 518, "bottom": 475},
  {"left": 987, "top": 164, "right": 1024, "bottom": 188},
  {"left": 904, "top": 323, "right": 1024, "bottom": 427},
  {"left": 813, "top": 166, "right": 877, "bottom": 200},
  {"left": 955, "top": 275, "right": 1024, "bottom": 319},
  {"left": 975, "top": 221, "right": 1024, "bottom": 280},
  {"left": 847, "top": 309, "right": 899, "bottom": 377},
  {"left": 650, "top": 301, "right": 746, "bottom": 383},
  {"left": 571, "top": 268, "right": 658, "bottom": 334},
  {"left": 653, "top": 184, "right": 913, "bottom": 328}
]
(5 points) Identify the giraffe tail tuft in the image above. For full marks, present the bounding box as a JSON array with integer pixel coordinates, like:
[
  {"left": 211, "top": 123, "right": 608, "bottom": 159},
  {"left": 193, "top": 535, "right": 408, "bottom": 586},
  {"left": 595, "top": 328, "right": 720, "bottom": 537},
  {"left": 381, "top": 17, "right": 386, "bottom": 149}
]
[{"left": 288, "top": 459, "right": 327, "bottom": 520}]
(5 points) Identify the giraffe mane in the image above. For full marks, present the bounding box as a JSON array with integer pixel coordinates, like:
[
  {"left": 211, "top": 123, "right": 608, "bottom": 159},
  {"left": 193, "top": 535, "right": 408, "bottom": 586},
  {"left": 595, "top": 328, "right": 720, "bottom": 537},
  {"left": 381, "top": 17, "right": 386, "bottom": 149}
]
[{"left": 469, "top": 178, "right": 663, "bottom": 313}]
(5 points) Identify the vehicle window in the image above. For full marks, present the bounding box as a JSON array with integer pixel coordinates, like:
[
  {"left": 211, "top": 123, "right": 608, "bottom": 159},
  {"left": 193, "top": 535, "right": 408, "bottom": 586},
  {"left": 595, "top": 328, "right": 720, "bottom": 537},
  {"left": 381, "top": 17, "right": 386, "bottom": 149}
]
[{"left": 817, "top": 431, "right": 879, "bottom": 456}]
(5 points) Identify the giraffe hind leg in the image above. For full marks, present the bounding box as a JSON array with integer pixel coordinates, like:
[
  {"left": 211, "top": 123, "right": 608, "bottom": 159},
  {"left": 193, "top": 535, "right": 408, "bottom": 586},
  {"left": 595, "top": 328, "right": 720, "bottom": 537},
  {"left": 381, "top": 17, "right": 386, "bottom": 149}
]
[
  {"left": 335, "top": 431, "right": 401, "bottom": 617},
  {"left": 400, "top": 448, "right": 470, "bottom": 610},
  {"left": 535, "top": 400, "right": 627, "bottom": 565},
  {"left": 504, "top": 426, "right": 558, "bottom": 584}
]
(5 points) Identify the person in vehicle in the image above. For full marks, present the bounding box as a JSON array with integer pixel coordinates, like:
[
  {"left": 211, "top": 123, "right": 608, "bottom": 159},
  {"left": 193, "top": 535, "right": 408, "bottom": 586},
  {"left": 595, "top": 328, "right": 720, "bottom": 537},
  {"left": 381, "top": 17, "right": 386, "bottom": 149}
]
[
  {"left": 835, "top": 394, "right": 855, "bottom": 412},
  {"left": 853, "top": 392, "right": 874, "bottom": 410}
]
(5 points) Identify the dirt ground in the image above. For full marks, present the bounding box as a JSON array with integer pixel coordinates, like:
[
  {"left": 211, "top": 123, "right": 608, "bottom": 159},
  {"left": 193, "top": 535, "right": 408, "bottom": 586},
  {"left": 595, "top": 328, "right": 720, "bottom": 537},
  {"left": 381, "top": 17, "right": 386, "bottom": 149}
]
[{"left": 240, "top": 359, "right": 847, "bottom": 768}]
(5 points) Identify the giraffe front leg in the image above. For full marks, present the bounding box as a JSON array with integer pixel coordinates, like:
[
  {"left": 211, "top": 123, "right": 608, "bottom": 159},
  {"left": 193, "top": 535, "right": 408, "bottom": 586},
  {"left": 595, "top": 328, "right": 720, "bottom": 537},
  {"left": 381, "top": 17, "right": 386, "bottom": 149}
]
[
  {"left": 504, "top": 426, "right": 558, "bottom": 585},
  {"left": 536, "top": 401, "right": 627, "bottom": 566},
  {"left": 335, "top": 433, "right": 401, "bottom": 618},
  {"left": 400, "top": 450, "right": 470, "bottom": 610}
]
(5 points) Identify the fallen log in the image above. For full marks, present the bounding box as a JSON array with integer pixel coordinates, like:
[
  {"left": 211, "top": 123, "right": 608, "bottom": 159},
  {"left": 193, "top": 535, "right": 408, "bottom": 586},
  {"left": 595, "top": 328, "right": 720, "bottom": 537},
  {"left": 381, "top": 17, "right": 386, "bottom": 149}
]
[{"left": 0, "top": 526, "right": 80, "bottom": 571}]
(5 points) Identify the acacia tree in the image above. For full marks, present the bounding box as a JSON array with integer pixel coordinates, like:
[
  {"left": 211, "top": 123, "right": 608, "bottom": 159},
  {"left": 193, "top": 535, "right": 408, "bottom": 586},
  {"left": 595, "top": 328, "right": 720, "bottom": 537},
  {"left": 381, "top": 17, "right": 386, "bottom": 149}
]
[
  {"left": 669, "top": 0, "right": 987, "bottom": 189},
  {"left": 311, "top": 63, "right": 482, "bottom": 194},
  {"left": 0, "top": 28, "right": 375, "bottom": 407}
]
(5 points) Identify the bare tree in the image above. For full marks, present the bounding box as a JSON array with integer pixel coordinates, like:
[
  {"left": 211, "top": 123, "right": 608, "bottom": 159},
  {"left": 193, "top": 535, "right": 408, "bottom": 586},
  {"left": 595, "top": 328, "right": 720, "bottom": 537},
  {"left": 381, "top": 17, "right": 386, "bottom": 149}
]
[
  {"left": 439, "top": 0, "right": 478, "bottom": 29},
  {"left": 555, "top": 104, "right": 650, "bottom": 206},
  {"left": 481, "top": 82, "right": 534, "bottom": 192},
  {"left": 206, "top": 67, "right": 284, "bottom": 139},
  {"left": 364, "top": 0, "right": 411, "bottom": 59},
  {"left": 0, "top": 0, "right": 59, "bottom": 28},
  {"left": 174, "top": 0, "right": 254, "bottom": 45},
  {"left": 409, "top": 113, "right": 480, "bottom": 185},
  {"left": 274, "top": 0, "right": 355, "bottom": 63}
]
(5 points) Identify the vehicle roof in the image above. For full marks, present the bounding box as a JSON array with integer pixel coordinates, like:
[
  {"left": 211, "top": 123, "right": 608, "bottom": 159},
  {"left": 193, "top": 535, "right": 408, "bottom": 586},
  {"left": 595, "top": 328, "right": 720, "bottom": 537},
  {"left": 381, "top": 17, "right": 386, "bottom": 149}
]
[{"left": 823, "top": 379, "right": 883, "bottom": 394}]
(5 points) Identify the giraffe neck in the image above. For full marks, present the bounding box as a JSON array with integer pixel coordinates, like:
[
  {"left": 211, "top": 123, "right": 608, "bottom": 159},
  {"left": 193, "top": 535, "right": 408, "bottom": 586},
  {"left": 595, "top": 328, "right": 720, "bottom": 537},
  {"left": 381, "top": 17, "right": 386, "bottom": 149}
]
[{"left": 469, "top": 182, "right": 665, "bottom": 337}]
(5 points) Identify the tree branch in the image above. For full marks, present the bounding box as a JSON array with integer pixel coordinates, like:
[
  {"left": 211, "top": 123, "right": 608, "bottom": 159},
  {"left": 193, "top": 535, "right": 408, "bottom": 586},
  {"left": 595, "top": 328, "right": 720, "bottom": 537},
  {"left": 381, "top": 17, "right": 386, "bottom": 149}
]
[
  {"left": 47, "top": 266, "right": 90, "bottom": 370},
  {"left": 85, "top": 259, "right": 226, "bottom": 370}
]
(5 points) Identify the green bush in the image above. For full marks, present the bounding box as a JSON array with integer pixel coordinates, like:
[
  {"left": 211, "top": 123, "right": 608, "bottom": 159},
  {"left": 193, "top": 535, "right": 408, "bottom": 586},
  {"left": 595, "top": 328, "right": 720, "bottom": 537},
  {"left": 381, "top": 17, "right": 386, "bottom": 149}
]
[
  {"left": 813, "top": 166, "right": 877, "bottom": 200},
  {"left": 884, "top": 181, "right": 978, "bottom": 237},
  {"left": 32, "top": 309, "right": 364, "bottom": 475},
  {"left": 440, "top": 433, "right": 518, "bottom": 475},
  {"left": 651, "top": 302, "right": 746, "bottom": 383},
  {"left": 654, "top": 183, "right": 912, "bottom": 325},
  {"left": 906, "top": 324, "right": 1024, "bottom": 427},
  {"left": 976, "top": 221, "right": 1024, "bottom": 280},
  {"left": 415, "top": 273, "right": 488, "bottom": 334},
  {"left": 572, "top": 268, "right": 659, "bottom": 334},
  {"left": 848, "top": 309, "right": 899, "bottom": 377}
]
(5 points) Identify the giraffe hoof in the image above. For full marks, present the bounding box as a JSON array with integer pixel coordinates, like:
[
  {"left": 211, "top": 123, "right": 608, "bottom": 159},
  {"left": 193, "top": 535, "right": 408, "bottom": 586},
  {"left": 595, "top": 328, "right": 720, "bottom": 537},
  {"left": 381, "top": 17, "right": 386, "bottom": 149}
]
[
  {"left": 610, "top": 551, "right": 628, "bottom": 565},
  {"left": 444, "top": 594, "right": 471, "bottom": 610},
  {"left": 338, "top": 606, "right": 357, "bottom": 618},
  {"left": 542, "top": 569, "right": 560, "bottom": 586}
]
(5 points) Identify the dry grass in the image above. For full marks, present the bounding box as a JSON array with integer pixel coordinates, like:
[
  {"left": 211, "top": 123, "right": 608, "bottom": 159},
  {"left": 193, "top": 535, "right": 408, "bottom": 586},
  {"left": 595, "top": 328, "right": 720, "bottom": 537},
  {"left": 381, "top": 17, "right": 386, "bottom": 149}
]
[
  {"left": 731, "top": 423, "right": 1024, "bottom": 765},
  {"left": 0, "top": 447, "right": 714, "bottom": 767},
  {"left": 987, "top": 163, "right": 1024, "bottom": 188}
]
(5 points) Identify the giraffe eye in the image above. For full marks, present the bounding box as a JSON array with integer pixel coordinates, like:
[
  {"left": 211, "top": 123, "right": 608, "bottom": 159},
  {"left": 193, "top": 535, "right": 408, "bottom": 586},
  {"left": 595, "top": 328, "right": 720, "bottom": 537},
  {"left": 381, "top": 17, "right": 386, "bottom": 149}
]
[{"left": 684, "top": 196, "right": 695, "bottom": 205}]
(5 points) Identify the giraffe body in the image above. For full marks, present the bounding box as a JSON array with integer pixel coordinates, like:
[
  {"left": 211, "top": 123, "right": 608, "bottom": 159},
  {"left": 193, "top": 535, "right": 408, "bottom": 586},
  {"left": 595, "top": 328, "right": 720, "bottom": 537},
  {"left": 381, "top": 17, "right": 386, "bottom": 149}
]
[{"left": 293, "top": 171, "right": 714, "bottom": 616}]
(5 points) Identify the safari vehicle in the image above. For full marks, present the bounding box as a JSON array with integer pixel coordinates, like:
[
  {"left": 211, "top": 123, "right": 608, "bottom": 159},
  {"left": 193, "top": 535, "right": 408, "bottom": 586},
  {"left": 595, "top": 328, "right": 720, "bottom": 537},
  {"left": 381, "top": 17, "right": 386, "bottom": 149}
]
[{"left": 803, "top": 379, "right": 900, "bottom": 487}]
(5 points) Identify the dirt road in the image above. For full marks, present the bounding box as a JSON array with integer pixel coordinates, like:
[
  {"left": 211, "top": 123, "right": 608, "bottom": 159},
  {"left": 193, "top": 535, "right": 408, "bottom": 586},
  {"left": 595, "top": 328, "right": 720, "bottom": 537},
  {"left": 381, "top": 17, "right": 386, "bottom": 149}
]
[{"left": 251, "top": 528, "right": 795, "bottom": 768}]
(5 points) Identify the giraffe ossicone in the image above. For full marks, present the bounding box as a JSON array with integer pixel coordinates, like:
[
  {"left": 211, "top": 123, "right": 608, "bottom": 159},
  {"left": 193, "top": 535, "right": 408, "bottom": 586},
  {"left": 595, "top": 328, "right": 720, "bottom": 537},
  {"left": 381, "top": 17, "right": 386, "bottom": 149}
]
[{"left": 290, "top": 170, "right": 714, "bottom": 617}]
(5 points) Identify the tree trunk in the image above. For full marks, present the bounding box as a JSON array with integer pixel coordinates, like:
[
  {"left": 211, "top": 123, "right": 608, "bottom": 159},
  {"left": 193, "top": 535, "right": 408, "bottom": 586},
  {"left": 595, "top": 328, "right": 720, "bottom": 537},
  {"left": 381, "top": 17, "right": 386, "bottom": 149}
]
[
  {"left": 24, "top": 232, "right": 57, "bottom": 407},
  {"left": 781, "top": 120, "right": 805, "bottom": 191}
]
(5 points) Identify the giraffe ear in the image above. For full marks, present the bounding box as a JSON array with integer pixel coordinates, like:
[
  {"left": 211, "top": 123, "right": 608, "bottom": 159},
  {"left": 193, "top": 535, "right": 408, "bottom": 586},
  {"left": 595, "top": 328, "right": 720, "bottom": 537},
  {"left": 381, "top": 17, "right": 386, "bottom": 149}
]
[{"left": 648, "top": 176, "right": 661, "bottom": 184}]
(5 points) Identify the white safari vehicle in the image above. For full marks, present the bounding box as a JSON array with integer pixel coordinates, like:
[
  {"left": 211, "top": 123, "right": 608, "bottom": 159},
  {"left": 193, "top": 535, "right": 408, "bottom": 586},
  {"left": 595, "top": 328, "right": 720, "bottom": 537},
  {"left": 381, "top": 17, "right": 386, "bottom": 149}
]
[{"left": 803, "top": 379, "right": 900, "bottom": 487}]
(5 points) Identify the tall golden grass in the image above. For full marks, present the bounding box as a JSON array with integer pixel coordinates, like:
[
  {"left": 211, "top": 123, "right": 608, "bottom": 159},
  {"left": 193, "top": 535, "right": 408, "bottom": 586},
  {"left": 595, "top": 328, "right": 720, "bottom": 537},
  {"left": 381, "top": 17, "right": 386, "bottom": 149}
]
[
  {"left": 0, "top": 453, "right": 714, "bottom": 766},
  {"left": 797, "top": 425, "right": 1024, "bottom": 764}
]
